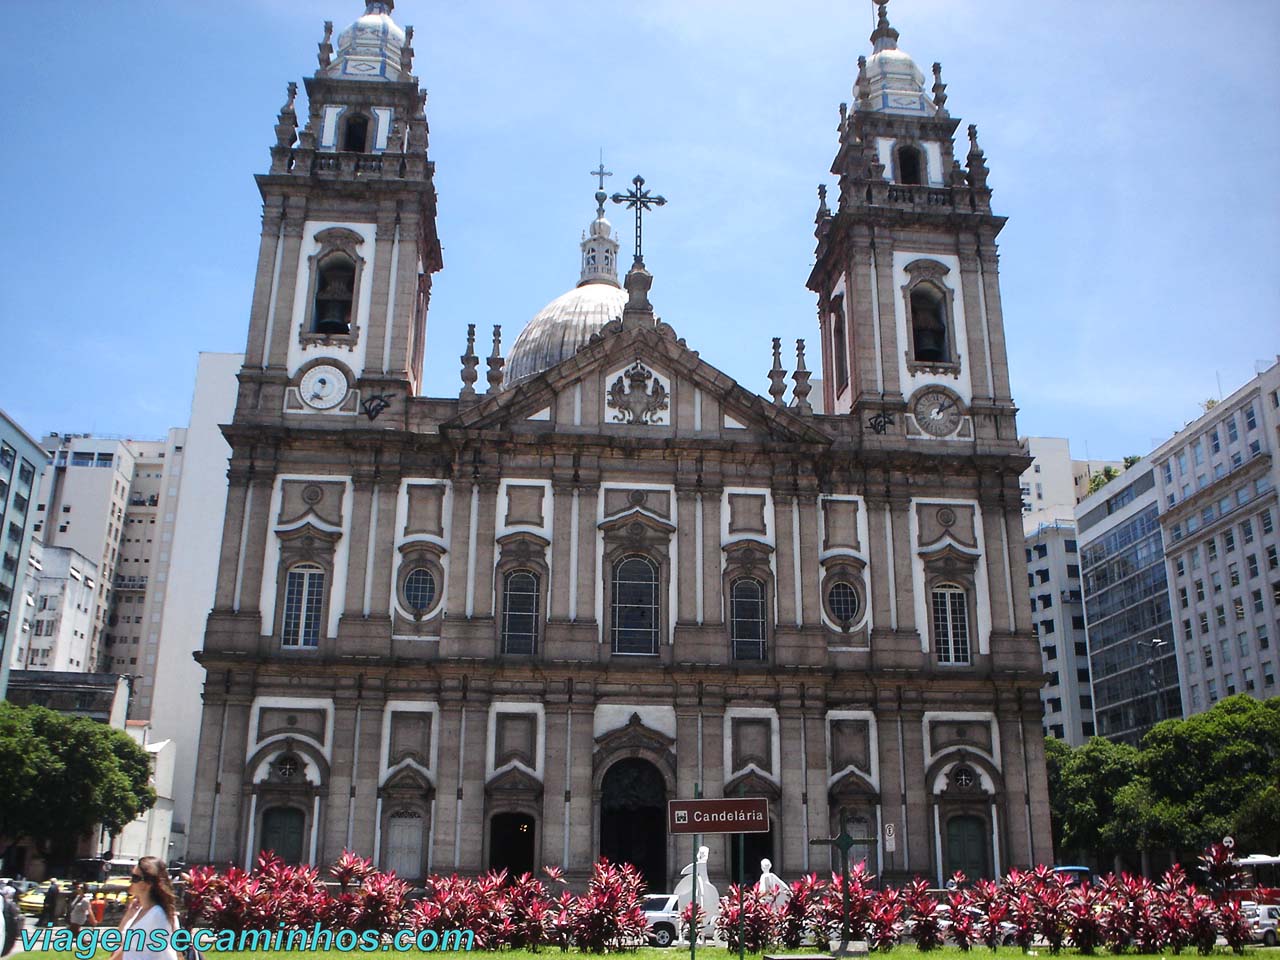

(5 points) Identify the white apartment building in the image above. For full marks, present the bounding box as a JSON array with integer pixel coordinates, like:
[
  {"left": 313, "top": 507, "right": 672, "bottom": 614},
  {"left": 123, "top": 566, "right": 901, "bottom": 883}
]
[
  {"left": 114, "top": 722, "right": 176, "bottom": 862},
  {"left": 8, "top": 543, "right": 98, "bottom": 672},
  {"left": 1019, "top": 438, "right": 1122, "bottom": 745},
  {"left": 149, "top": 352, "right": 240, "bottom": 861},
  {"left": 1151, "top": 360, "right": 1280, "bottom": 714}
]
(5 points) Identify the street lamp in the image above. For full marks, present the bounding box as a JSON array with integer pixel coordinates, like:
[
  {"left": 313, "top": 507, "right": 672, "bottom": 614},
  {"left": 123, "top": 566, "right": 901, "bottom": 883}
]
[{"left": 1137, "top": 637, "right": 1168, "bottom": 724}]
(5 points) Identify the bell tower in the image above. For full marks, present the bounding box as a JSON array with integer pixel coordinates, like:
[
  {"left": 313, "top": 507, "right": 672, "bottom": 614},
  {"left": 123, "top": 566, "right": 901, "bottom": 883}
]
[
  {"left": 238, "top": 0, "right": 443, "bottom": 425},
  {"left": 807, "top": 0, "right": 1016, "bottom": 442}
]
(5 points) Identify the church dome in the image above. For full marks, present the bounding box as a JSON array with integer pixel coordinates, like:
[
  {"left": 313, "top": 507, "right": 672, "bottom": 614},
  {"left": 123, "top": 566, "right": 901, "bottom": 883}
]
[
  {"left": 858, "top": 1, "right": 935, "bottom": 117},
  {"left": 324, "top": 1, "right": 407, "bottom": 81},
  {"left": 504, "top": 282, "right": 626, "bottom": 386},
  {"left": 504, "top": 189, "right": 625, "bottom": 386}
]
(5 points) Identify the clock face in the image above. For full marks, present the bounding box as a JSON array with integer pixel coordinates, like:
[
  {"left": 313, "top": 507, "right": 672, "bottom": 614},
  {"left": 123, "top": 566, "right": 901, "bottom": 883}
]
[
  {"left": 299, "top": 364, "right": 349, "bottom": 410},
  {"left": 912, "top": 388, "right": 963, "bottom": 437}
]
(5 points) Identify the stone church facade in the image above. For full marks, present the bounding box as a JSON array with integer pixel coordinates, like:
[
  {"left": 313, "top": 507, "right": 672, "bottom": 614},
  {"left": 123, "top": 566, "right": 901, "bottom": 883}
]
[{"left": 189, "top": 0, "right": 1052, "bottom": 890}]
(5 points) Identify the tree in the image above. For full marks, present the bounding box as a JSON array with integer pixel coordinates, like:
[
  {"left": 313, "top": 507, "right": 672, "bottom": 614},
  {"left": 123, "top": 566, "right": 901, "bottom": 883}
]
[
  {"left": 1231, "top": 782, "right": 1280, "bottom": 852},
  {"left": 1043, "top": 735, "right": 1071, "bottom": 859},
  {"left": 0, "top": 702, "right": 156, "bottom": 864},
  {"left": 1137, "top": 695, "right": 1280, "bottom": 850},
  {"left": 1086, "top": 466, "right": 1121, "bottom": 495},
  {"left": 1050, "top": 735, "right": 1139, "bottom": 857},
  {"left": 1122, "top": 455, "right": 1141, "bottom": 469}
]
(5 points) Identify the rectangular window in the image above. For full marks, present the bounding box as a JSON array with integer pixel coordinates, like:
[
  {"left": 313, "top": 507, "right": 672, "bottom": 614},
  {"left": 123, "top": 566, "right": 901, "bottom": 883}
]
[
  {"left": 1245, "top": 402, "right": 1257, "bottom": 431},
  {"left": 1260, "top": 624, "right": 1271, "bottom": 650},
  {"left": 1225, "top": 673, "right": 1236, "bottom": 696},
  {"left": 501, "top": 571, "right": 541, "bottom": 655},
  {"left": 1179, "top": 586, "right": 1190, "bottom": 608},
  {"left": 932, "top": 587, "right": 970, "bottom": 665},
  {"left": 1177, "top": 451, "right": 1188, "bottom": 474},
  {"left": 1042, "top": 619, "right": 1056, "bottom": 635},
  {"left": 1210, "top": 429, "right": 1221, "bottom": 454},
  {"left": 1214, "top": 462, "right": 1227, "bottom": 480},
  {"left": 1242, "top": 519, "right": 1254, "bottom": 544},
  {"left": 1044, "top": 643, "right": 1057, "bottom": 660},
  {"left": 1269, "top": 545, "right": 1279, "bottom": 571},
  {"left": 1162, "top": 462, "right": 1173, "bottom": 484},
  {"left": 1212, "top": 572, "right": 1222, "bottom": 594},
  {"left": 1175, "top": 557, "right": 1186, "bottom": 577},
  {"left": 1216, "top": 605, "right": 1227, "bottom": 627},
  {"left": 1199, "top": 613, "right": 1209, "bottom": 635},
  {"left": 1262, "top": 509, "right": 1274, "bottom": 535},
  {"left": 281, "top": 565, "right": 324, "bottom": 648},
  {"left": 1265, "top": 663, "right": 1276, "bottom": 687},
  {"left": 1229, "top": 563, "right": 1240, "bottom": 587},
  {"left": 1037, "top": 569, "right": 1050, "bottom": 584},
  {"left": 1067, "top": 564, "right": 1080, "bottom": 579},
  {"left": 1191, "top": 550, "right": 1200, "bottom": 570},
  {"left": 1226, "top": 415, "right": 1239, "bottom": 442},
  {"left": 1207, "top": 678, "right": 1218, "bottom": 702},
  {"left": 1039, "top": 593, "right": 1053, "bottom": 609},
  {"left": 1074, "top": 641, "right": 1088, "bottom": 656},
  {"left": 1190, "top": 684, "right": 1201, "bottom": 709},
  {"left": 1072, "top": 615, "right": 1086, "bottom": 630},
  {"left": 1065, "top": 539, "right": 1077, "bottom": 553},
  {"left": 1252, "top": 589, "right": 1264, "bottom": 614},
  {"left": 1076, "top": 667, "right": 1090, "bottom": 683},
  {"left": 1183, "top": 618, "right": 1194, "bottom": 641},
  {"left": 1248, "top": 554, "right": 1260, "bottom": 578},
  {"left": 1221, "top": 636, "right": 1231, "bottom": 660},
  {"left": 1193, "top": 440, "right": 1204, "bottom": 465},
  {"left": 1208, "top": 539, "right": 1218, "bottom": 562},
  {"left": 1245, "top": 667, "right": 1256, "bottom": 691},
  {"left": 1239, "top": 633, "right": 1250, "bottom": 657}
]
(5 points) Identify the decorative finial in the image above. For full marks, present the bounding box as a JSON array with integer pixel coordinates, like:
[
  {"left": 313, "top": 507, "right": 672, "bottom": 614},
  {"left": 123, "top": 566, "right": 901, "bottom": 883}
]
[
  {"left": 966, "top": 123, "right": 989, "bottom": 188},
  {"left": 611, "top": 174, "right": 666, "bottom": 266},
  {"left": 855, "top": 56, "right": 868, "bottom": 105},
  {"left": 932, "top": 62, "right": 948, "bottom": 114},
  {"left": 459, "top": 324, "right": 478, "bottom": 400},
  {"left": 791, "top": 339, "right": 813, "bottom": 415},
  {"left": 486, "top": 325, "right": 505, "bottom": 393},
  {"left": 768, "top": 338, "right": 788, "bottom": 406},
  {"left": 318, "top": 21, "right": 334, "bottom": 70},
  {"left": 816, "top": 183, "right": 830, "bottom": 222},
  {"left": 274, "top": 82, "right": 299, "bottom": 149},
  {"left": 621, "top": 260, "right": 656, "bottom": 330},
  {"left": 870, "top": 0, "right": 899, "bottom": 51},
  {"left": 400, "top": 25, "right": 414, "bottom": 76}
]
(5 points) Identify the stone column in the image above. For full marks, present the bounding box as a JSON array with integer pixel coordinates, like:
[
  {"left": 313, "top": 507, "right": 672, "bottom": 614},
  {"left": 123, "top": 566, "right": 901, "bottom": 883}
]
[
  {"left": 872, "top": 231, "right": 902, "bottom": 398},
  {"left": 777, "top": 704, "right": 807, "bottom": 875},
  {"left": 701, "top": 489, "right": 724, "bottom": 624},
  {"left": 550, "top": 485, "right": 574, "bottom": 621},
  {"left": 796, "top": 494, "right": 822, "bottom": 625},
  {"left": 445, "top": 479, "right": 473, "bottom": 616},
  {"left": 343, "top": 476, "right": 376, "bottom": 615},
  {"left": 244, "top": 204, "right": 286, "bottom": 368},
  {"left": 266, "top": 219, "right": 307, "bottom": 367},
  {"left": 367, "top": 481, "right": 398, "bottom": 616},
  {"left": 773, "top": 492, "right": 798, "bottom": 626},
  {"left": 566, "top": 700, "right": 596, "bottom": 876},
  {"left": 471, "top": 481, "right": 500, "bottom": 619},
  {"left": 362, "top": 206, "right": 399, "bottom": 375},
  {"left": 575, "top": 485, "right": 599, "bottom": 623},
  {"left": 213, "top": 474, "right": 251, "bottom": 610},
  {"left": 957, "top": 243, "right": 993, "bottom": 404},
  {"left": 237, "top": 474, "right": 277, "bottom": 626}
]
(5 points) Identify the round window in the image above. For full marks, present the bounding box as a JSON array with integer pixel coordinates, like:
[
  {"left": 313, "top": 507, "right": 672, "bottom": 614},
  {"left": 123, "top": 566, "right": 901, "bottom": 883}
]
[
  {"left": 404, "top": 567, "right": 437, "bottom": 612},
  {"left": 952, "top": 766, "right": 975, "bottom": 788},
  {"left": 827, "top": 581, "right": 860, "bottom": 624},
  {"left": 276, "top": 756, "right": 299, "bottom": 780}
]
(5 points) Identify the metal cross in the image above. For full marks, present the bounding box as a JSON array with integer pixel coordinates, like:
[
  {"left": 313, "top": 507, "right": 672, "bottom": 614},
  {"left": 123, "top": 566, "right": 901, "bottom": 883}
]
[
  {"left": 611, "top": 174, "right": 666, "bottom": 264},
  {"left": 591, "top": 154, "right": 612, "bottom": 191}
]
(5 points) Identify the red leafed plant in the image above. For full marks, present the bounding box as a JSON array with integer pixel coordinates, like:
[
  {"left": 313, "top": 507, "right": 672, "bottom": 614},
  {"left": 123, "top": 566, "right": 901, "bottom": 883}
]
[
  {"left": 330, "top": 849, "right": 375, "bottom": 890},
  {"left": 680, "top": 901, "right": 707, "bottom": 944},
  {"left": 1064, "top": 882, "right": 1106, "bottom": 954},
  {"left": 407, "top": 874, "right": 493, "bottom": 947},
  {"left": 970, "top": 879, "right": 1009, "bottom": 951},
  {"left": 1029, "top": 866, "right": 1071, "bottom": 954},
  {"left": 777, "top": 873, "right": 825, "bottom": 948},
  {"left": 715, "top": 884, "right": 779, "bottom": 952},
  {"left": 903, "top": 877, "right": 946, "bottom": 951},
  {"left": 1217, "top": 900, "right": 1252, "bottom": 956},
  {"left": 1199, "top": 842, "right": 1242, "bottom": 897},
  {"left": 818, "top": 861, "right": 877, "bottom": 944},
  {"left": 868, "top": 887, "right": 905, "bottom": 952},
  {"left": 503, "top": 871, "right": 557, "bottom": 950},
  {"left": 944, "top": 879, "right": 979, "bottom": 951},
  {"left": 1184, "top": 892, "right": 1219, "bottom": 956},
  {"left": 563, "top": 859, "right": 647, "bottom": 952},
  {"left": 1152, "top": 866, "right": 1193, "bottom": 955}
]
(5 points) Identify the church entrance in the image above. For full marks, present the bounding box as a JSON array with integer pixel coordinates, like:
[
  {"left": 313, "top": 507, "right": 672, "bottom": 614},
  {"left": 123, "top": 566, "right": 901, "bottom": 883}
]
[
  {"left": 600, "top": 758, "right": 667, "bottom": 891},
  {"left": 260, "top": 806, "right": 305, "bottom": 864},
  {"left": 945, "top": 814, "right": 988, "bottom": 880},
  {"left": 384, "top": 809, "right": 425, "bottom": 879},
  {"left": 489, "top": 812, "right": 536, "bottom": 876},
  {"left": 729, "top": 823, "right": 773, "bottom": 885}
]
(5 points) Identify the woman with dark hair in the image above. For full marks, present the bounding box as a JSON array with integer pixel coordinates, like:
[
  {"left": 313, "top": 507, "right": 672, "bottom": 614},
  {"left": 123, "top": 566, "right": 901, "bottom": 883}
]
[{"left": 108, "top": 857, "right": 178, "bottom": 960}]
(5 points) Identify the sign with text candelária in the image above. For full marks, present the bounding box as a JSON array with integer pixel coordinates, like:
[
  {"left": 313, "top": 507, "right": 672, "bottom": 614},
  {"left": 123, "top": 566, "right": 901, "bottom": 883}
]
[{"left": 668, "top": 797, "right": 770, "bottom": 835}]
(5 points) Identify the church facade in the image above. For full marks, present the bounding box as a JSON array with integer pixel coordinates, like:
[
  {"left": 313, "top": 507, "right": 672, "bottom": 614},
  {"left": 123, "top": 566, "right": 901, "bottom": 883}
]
[{"left": 189, "top": 0, "right": 1052, "bottom": 890}]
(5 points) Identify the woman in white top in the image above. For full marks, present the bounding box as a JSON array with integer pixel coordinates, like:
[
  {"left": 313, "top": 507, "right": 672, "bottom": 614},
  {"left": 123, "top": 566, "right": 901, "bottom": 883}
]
[{"left": 109, "top": 858, "right": 178, "bottom": 960}]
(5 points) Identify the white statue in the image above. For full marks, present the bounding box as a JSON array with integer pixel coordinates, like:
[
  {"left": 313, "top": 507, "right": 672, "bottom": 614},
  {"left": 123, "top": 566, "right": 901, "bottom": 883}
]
[
  {"left": 756, "top": 858, "right": 790, "bottom": 907},
  {"left": 673, "top": 845, "right": 720, "bottom": 933}
]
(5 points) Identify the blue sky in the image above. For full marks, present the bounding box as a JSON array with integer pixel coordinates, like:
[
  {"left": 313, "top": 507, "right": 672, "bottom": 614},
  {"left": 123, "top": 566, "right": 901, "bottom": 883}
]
[{"left": 2, "top": 0, "right": 1277, "bottom": 461}]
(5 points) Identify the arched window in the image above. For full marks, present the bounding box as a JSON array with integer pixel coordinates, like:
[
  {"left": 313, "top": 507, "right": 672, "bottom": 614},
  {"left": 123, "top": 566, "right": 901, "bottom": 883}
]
[
  {"left": 932, "top": 582, "right": 970, "bottom": 664},
  {"left": 342, "top": 114, "right": 370, "bottom": 153},
  {"left": 501, "top": 570, "right": 540, "bottom": 655},
  {"left": 313, "top": 255, "right": 356, "bottom": 335},
  {"left": 832, "top": 305, "right": 849, "bottom": 393},
  {"left": 730, "top": 577, "right": 766, "bottom": 661},
  {"left": 896, "top": 145, "right": 924, "bottom": 185},
  {"left": 910, "top": 284, "right": 948, "bottom": 363},
  {"left": 612, "top": 556, "right": 659, "bottom": 655},
  {"left": 282, "top": 562, "right": 325, "bottom": 648}
]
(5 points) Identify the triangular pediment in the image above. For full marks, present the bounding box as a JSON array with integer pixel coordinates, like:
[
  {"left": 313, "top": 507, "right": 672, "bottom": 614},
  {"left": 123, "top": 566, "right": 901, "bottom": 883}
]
[
  {"left": 485, "top": 765, "right": 544, "bottom": 798},
  {"left": 441, "top": 326, "right": 831, "bottom": 446}
]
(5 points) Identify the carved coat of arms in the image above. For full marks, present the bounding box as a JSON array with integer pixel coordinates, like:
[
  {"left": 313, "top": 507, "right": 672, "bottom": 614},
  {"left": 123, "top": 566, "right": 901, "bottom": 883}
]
[{"left": 607, "top": 361, "right": 670, "bottom": 425}]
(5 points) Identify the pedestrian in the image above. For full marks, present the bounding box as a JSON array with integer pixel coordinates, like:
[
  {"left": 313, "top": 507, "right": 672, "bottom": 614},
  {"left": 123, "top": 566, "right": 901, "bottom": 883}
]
[
  {"left": 107, "top": 857, "right": 178, "bottom": 960},
  {"left": 38, "top": 880, "right": 60, "bottom": 928},
  {"left": 68, "top": 884, "right": 92, "bottom": 935},
  {"left": 0, "top": 883, "right": 18, "bottom": 956}
]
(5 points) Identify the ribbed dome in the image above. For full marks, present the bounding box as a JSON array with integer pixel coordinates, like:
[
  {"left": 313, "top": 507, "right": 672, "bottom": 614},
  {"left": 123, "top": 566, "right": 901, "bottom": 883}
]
[{"left": 504, "top": 283, "right": 626, "bottom": 386}]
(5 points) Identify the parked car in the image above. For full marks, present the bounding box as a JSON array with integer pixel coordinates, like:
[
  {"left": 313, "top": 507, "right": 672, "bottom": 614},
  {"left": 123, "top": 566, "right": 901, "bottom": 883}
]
[
  {"left": 643, "top": 893, "right": 681, "bottom": 947},
  {"left": 18, "top": 881, "right": 65, "bottom": 918},
  {"left": 1248, "top": 903, "right": 1279, "bottom": 947}
]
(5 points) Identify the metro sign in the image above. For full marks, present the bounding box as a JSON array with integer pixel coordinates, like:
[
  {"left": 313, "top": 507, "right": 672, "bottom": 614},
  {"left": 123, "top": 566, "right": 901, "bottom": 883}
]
[{"left": 668, "top": 798, "right": 770, "bottom": 835}]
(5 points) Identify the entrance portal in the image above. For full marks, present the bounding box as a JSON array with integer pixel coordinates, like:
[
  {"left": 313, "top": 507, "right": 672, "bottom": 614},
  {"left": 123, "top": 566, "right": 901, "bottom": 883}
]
[
  {"left": 600, "top": 758, "right": 667, "bottom": 891},
  {"left": 489, "top": 812, "right": 536, "bottom": 876},
  {"left": 945, "top": 814, "right": 988, "bottom": 880},
  {"left": 260, "top": 806, "right": 305, "bottom": 864}
]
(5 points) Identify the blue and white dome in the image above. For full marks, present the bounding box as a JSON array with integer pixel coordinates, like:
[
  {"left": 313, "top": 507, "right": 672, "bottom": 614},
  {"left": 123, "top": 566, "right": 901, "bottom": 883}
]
[{"left": 323, "top": 1, "right": 408, "bottom": 82}]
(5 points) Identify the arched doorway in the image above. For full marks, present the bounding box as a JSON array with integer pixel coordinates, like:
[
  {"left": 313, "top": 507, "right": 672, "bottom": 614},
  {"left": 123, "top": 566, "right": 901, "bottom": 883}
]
[
  {"left": 729, "top": 823, "right": 773, "bottom": 885},
  {"left": 489, "top": 812, "right": 536, "bottom": 876},
  {"left": 260, "top": 807, "right": 305, "bottom": 864},
  {"left": 384, "top": 809, "right": 425, "bottom": 879},
  {"left": 600, "top": 758, "right": 667, "bottom": 891},
  {"left": 945, "top": 814, "right": 988, "bottom": 880}
]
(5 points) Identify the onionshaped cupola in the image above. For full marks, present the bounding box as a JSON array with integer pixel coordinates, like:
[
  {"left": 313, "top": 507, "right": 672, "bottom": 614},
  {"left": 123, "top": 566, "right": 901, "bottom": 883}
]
[
  {"left": 321, "top": 1, "right": 410, "bottom": 82},
  {"left": 856, "top": 0, "right": 937, "bottom": 117},
  {"left": 504, "top": 189, "right": 627, "bottom": 386}
]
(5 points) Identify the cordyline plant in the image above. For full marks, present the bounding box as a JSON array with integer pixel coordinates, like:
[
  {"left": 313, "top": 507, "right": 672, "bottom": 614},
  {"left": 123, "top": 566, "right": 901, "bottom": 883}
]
[
  {"left": 817, "top": 861, "right": 877, "bottom": 943},
  {"left": 1184, "top": 892, "right": 1219, "bottom": 956},
  {"left": 969, "top": 879, "right": 1009, "bottom": 951},
  {"left": 868, "top": 887, "right": 905, "bottom": 952},
  {"left": 1198, "top": 842, "right": 1242, "bottom": 897},
  {"left": 1063, "top": 883, "right": 1106, "bottom": 954},
  {"left": 1218, "top": 900, "right": 1252, "bottom": 956},
  {"left": 944, "top": 875, "right": 978, "bottom": 951},
  {"left": 776, "top": 873, "right": 825, "bottom": 948},
  {"left": 903, "top": 877, "right": 946, "bottom": 951},
  {"left": 679, "top": 900, "right": 707, "bottom": 943},
  {"left": 715, "top": 884, "right": 778, "bottom": 952},
  {"left": 1152, "top": 866, "right": 1193, "bottom": 954},
  {"left": 563, "top": 859, "right": 646, "bottom": 952},
  {"left": 1027, "top": 866, "right": 1070, "bottom": 954}
]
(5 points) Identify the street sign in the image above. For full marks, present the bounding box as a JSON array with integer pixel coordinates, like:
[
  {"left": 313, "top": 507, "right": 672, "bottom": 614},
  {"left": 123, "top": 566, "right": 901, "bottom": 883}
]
[
  {"left": 884, "top": 822, "right": 896, "bottom": 853},
  {"left": 668, "top": 797, "right": 770, "bottom": 835}
]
